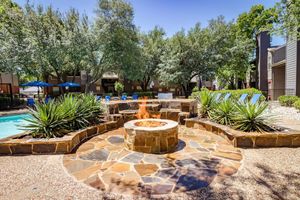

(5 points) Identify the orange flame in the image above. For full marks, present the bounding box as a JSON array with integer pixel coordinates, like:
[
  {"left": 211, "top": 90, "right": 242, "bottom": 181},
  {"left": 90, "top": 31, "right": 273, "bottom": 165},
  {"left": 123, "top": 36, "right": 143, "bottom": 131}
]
[{"left": 135, "top": 97, "right": 161, "bottom": 120}]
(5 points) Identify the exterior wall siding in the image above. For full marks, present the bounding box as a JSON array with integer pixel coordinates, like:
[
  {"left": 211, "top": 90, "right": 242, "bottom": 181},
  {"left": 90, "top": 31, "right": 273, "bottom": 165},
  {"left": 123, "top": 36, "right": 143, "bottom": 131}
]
[{"left": 286, "top": 37, "right": 297, "bottom": 95}]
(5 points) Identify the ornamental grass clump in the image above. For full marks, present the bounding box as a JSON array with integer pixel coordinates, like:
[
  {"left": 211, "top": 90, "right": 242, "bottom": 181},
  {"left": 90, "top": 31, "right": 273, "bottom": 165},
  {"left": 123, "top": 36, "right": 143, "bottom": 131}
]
[
  {"left": 23, "top": 94, "right": 105, "bottom": 138},
  {"left": 231, "top": 102, "right": 275, "bottom": 132}
]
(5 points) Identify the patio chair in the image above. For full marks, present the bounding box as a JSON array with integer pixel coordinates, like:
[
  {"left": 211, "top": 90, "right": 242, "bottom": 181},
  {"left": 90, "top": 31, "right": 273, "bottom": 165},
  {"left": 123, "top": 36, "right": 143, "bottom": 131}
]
[
  {"left": 214, "top": 93, "right": 222, "bottom": 102},
  {"left": 223, "top": 93, "right": 231, "bottom": 101},
  {"left": 121, "top": 94, "right": 127, "bottom": 100},
  {"left": 105, "top": 95, "right": 111, "bottom": 102},
  {"left": 96, "top": 96, "right": 102, "bottom": 101},
  {"left": 132, "top": 94, "right": 139, "bottom": 100},
  {"left": 238, "top": 94, "right": 248, "bottom": 103},
  {"left": 250, "top": 94, "right": 262, "bottom": 104},
  {"left": 45, "top": 96, "right": 52, "bottom": 104},
  {"left": 27, "top": 98, "right": 35, "bottom": 107}
]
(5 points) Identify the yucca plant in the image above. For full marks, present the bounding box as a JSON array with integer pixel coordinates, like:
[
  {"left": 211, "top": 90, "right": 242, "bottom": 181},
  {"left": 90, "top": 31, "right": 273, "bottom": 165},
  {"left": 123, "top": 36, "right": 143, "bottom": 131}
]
[
  {"left": 231, "top": 102, "right": 275, "bottom": 132},
  {"left": 22, "top": 100, "right": 71, "bottom": 138},
  {"left": 197, "top": 89, "right": 216, "bottom": 117},
  {"left": 23, "top": 94, "right": 105, "bottom": 138},
  {"left": 208, "top": 100, "right": 235, "bottom": 125}
]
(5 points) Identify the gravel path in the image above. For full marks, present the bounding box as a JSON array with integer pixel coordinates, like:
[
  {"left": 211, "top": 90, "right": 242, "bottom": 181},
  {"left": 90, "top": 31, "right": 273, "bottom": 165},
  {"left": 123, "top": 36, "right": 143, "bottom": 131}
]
[
  {"left": 1, "top": 148, "right": 300, "bottom": 200},
  {"left": 268, "top": 101, "right": 300, "bottom": 121}
]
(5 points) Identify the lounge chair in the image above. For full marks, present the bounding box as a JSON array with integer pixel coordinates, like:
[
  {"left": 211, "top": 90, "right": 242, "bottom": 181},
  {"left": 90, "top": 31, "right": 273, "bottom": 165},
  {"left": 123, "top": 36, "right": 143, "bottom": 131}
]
[
  {"left": 45, "top": 96, "right": 52, "bottom": 104},
  {"left": 27, "top": 98, "right": 35, "bottom": 106},
  {"left": 223, "top": 93, "right": 231, "bottom": 101},
  {"left": 132, "top": 94, "right": 139, "bottom": 100},
  {"left": 96, "top": 96, "right": 102, "bottom": 101},
  {"left": 250, "top": 94, "right": 262, "bottom": 104},
  {"left": 238, "top": 94, "right": 248, "bottom": 103},
  {"left": 105, "top": 96, "right": 111, "bottom": 102},
  {"left": 121, "top": 94, "right": 127, "bottom": 100},
  {"left": 214, "top": 93, "right": 222, "bottom": 102}
]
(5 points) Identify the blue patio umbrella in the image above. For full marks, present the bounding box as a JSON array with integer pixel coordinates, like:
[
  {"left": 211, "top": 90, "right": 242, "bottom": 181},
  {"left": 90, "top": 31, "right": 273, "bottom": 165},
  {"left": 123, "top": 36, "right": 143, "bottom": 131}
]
[
  {"left": 21, "top": 81, "right": 53, "bottom": 87},
  {"left": 57, "top": 82, "right": 80, "bottom": 87},
  {"left": 21, "top": 81, "right": 53, "bottom": 98}
]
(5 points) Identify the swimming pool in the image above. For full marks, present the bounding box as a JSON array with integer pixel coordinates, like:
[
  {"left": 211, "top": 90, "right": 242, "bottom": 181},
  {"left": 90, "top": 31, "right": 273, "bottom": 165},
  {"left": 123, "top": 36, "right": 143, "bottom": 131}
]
[{"left": 0, "top": 114, "right": 31, "bottom": 139}]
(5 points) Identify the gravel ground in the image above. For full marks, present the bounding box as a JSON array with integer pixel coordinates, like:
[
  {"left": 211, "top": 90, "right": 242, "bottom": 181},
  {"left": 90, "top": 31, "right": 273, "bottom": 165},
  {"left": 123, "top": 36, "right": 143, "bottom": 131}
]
[
  {"left": 268, "top": 101, "right": 300, "bottom": 121},
  {"left": 1, "top": 148, "right": 300, "bottom": 200}
]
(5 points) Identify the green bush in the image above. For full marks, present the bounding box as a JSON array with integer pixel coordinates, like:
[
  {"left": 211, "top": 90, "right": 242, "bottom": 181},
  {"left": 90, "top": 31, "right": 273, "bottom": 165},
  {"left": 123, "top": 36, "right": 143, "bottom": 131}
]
[
  {"left": 114, "top": 81, "right": 124, "bottom": 96},
  {"left": 134, "top": 91, "right": 154, "bottom": 98},
  {"left": 208, "top": 100, "right": 235, "bottom": 125},
  {"left": 278, "top": 95, "right": 299, "bottom": 107},
  {"left": 190, "top": 88, "right": 264, "bottom": 101},
  {"left": 22, "top": 94, "right": 105, "bottom": 138},
  {"left": 293, "top": 99, "right": 300, "bottom": 110},
  {"left": 231, "top": 102, "right": 274, "bottom": 132}
]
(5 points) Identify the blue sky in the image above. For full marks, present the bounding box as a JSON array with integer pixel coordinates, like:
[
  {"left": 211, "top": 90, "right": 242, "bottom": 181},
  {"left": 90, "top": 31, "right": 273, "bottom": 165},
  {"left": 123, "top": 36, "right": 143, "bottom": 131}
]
[{"left": 14, "top": 0, "right": 284, "bottom": 45}]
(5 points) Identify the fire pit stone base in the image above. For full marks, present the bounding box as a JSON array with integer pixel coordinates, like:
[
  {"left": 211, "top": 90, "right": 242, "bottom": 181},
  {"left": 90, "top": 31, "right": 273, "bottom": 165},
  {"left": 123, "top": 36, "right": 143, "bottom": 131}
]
[{"left": 124, "top": 119, "right": 178, "bottom": 154}]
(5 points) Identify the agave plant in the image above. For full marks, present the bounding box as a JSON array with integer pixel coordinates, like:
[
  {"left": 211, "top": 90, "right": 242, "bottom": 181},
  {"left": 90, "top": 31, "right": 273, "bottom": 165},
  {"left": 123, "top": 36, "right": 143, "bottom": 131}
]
[
  {"left": 231, "top": 102, "right": 275, "bottom": 132},
  {"left": 22, "top": 100, "right": 71, "bottom": 138},
  {"left": 208, "top": 100, "right": 235, "bottom": 125},
  {"left": 197, "top": 89, "right": 216, "bottom": 117},
  {"left": 22, "top": 94, "right": 105, "bottom": 138}
]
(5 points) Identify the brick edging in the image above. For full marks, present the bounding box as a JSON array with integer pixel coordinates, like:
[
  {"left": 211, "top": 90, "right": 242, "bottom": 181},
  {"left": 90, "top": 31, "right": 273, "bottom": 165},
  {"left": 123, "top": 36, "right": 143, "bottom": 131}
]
[{"left": 185, "top": 118, "right": 300, "bottom": 148}]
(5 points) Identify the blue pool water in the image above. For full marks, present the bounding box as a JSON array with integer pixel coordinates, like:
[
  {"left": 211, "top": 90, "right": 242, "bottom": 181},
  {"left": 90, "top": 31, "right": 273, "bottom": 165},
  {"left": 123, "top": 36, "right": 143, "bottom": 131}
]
[{"left": 0, "top": 114, "right": 31, "bottom": 139}]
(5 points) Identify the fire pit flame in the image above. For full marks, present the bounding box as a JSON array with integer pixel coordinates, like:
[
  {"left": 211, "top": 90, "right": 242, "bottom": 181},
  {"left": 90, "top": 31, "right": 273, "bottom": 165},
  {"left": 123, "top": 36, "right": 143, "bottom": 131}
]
[{"left": 135, "top": 97, "right": 161, "bottom": 121}]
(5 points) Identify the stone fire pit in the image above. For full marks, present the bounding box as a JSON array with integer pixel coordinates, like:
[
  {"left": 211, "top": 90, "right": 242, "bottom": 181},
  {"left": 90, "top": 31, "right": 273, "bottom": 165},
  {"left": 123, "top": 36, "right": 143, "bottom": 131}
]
[{"left": 124, "top": 119, "right": 178, "bottom": 154}]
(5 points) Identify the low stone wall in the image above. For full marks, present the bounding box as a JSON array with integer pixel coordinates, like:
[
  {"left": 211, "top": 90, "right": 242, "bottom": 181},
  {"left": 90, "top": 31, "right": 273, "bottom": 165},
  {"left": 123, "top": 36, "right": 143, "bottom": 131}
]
[
  {"left": 0, "top": 121, "right": 118, "bottom": 155},
  {"left": 185, "top": 118, "right": 300, "bottom": 148},
  {"left": 105, "top": 99, "right": 197, "bottom": 124}
]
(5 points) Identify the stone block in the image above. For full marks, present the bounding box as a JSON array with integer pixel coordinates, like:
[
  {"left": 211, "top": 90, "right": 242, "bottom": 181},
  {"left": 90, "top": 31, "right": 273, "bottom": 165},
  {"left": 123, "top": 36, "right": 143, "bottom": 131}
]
[
  {"left": 181, "top": 102, "right": 190, "bottom": 112},
  {"left": 10, "top": 144, "right": 32, "bottom": 154},
  {"left": 204, "top": 124, "right": 212, "bottom": 132},
  {"left": 33, "top": 143, "right": 56, "bottom": 154},
  {"left": 79, "top": 130, "right": 87, "bottom": 141},
  {"left": 71, "top": 134, "right": 80, "bottom": 148},
  {"left": 56, "top": 142, "right": 70, "bottom": 153},
  {"left": 87, "top": 127, "right": 97, "bottom": 137},
  {"left": 185, "top": 120, "right": 195, "bottom": 128},
  {"left": 133, "top": 146, "right": 151, "bottom": 153},
  {"left": 276, "top": 135, "right": 293, "bottom": 147},
  {"left": 160, "top": 137, "right": 168, "bottom": 152},
  {"left": 235, "top": 137, "right": 253, "bottom": 148},
  {"left": 167, "top": 137, "right": 177, "bottom": 148},
  {"left": 0, "top": 144, "right": 11, "bottom": 154},
  {"left": 169, "top": 101, "right": 181, "bottom": 109},
  {"left": 292, "top": 136, "right": 300, "bottom": 147},
  {"left": 106, "top": 121, "right": 117, "bottom": 131},
  {"left": 134, "top": 136, "right": 145, "bottom": 146},
  {"left": 255, "top": 136, "right": 277, "bottom": 147},
  {"left": 118, "top": 103, "right": 129, "bottom": 111},
  {"left": 97, "top": 124, "right": 106, "bottom": 134},
  {"left": 145, "top": 137, "right": 156, "bottom": 147}
]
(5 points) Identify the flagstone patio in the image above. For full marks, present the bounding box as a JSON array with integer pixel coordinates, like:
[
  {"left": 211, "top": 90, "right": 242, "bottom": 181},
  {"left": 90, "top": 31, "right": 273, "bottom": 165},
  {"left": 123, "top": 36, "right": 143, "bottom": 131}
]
[{"left": 63, "top": 126, "right": 242, "bottom": 197}]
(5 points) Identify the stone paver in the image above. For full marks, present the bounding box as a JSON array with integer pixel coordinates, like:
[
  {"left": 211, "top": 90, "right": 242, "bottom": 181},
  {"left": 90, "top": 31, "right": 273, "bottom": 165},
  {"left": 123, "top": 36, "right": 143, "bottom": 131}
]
[{"left": 63, "top": 126, "right": 242, "bottom": 197}]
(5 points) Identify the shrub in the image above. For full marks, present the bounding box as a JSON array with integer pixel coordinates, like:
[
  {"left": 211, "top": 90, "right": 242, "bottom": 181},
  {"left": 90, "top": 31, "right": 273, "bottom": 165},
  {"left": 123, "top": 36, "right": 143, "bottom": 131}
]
[
  {"left": 197, "top": 88, "right": 216, "bottom": 117},
  {"left": 278, "top": 95, "right": 299, "bottom": 107},
  {"left": 114, "top": 81, "right": 124, "bottom": 96},
  {"left": 293, "top": 99, "right": 300, "bottom": 110},
  {"left": 208, "top": 100, "right": 235, "bottom": 125},
  {"left": 134, "top": 91, "right": 154, "bottom": 98},
  {"left": 23, "top": 94, "right": 105, "bottom": 138},
  {"left": 190, "top": 88, "right": 265, "bottom": 101},
  {"left": 231, "top": 102, "right": 275, "bottom": 132}
]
